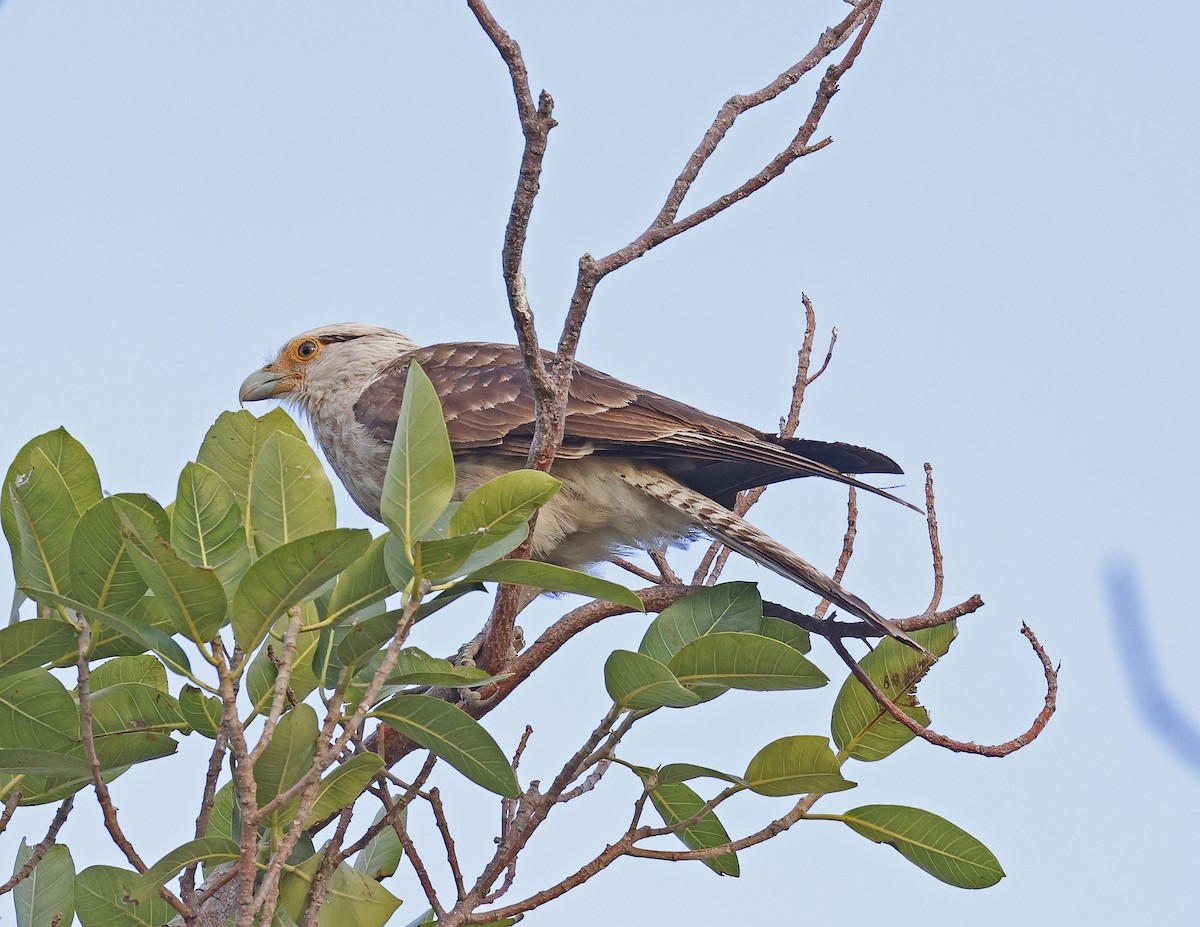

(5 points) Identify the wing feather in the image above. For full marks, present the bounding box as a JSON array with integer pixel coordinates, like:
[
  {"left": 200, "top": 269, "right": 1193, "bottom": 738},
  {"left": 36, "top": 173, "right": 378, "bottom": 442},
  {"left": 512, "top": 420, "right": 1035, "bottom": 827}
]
[{"left": 354, "top": 342, "right": 911, "bottom": 508}]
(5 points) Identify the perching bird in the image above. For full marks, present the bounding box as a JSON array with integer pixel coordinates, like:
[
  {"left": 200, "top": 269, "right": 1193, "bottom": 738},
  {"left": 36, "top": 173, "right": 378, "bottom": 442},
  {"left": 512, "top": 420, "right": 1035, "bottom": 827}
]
[{"left": 239, "top": 323, "right": 918, "bottom": 646}]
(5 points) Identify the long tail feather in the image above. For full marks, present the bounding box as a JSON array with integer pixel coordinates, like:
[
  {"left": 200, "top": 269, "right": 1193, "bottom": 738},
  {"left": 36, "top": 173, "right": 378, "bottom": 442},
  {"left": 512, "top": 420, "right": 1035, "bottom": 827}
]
[{"left": 619, "top": 468, "right": 929, "bottom": 655}]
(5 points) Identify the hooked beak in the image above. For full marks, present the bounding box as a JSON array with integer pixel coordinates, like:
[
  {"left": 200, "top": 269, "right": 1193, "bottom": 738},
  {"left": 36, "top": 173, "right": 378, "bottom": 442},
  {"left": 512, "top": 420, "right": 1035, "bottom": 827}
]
[{"left": 239, "top": 367, "right": 294, "bottom": 403}]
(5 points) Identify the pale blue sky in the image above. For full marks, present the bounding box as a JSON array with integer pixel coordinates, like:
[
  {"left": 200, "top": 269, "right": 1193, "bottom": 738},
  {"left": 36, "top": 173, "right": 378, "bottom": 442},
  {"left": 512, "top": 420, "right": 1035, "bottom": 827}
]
[{"left": 2, "top": 2, "right": 1197, "bottom": 924}]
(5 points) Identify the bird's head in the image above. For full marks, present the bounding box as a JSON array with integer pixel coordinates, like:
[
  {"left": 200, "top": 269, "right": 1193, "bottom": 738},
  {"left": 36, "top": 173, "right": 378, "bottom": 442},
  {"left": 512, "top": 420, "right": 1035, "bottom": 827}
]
[{"left": 239, "top": 323, "right": 419, "bottom": 417}]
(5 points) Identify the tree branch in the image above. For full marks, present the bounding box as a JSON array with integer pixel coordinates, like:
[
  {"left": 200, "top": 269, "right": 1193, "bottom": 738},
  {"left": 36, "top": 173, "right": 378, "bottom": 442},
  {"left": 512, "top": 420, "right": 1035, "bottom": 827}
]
[{"left": 828, "top": 624, "right": 1058, "bottom": 756}]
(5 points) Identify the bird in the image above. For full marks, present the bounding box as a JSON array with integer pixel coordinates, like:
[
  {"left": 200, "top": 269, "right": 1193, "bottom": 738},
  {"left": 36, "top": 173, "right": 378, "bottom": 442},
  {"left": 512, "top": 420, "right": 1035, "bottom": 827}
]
[{"left": 239, "top": 323, "right": 920, "bottom": 648}]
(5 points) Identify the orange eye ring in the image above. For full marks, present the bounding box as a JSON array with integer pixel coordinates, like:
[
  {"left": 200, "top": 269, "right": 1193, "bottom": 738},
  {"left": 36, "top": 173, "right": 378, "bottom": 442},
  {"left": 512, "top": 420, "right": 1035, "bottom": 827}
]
[{"left": 292, "top": 339, "right": 320, "bottom": 362}]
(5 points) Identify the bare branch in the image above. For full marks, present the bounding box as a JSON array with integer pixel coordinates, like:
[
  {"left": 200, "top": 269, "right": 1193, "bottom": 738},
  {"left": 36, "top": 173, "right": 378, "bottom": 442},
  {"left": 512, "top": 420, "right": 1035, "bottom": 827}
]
[
  {"left": 828, "top": 624, "right": 1057, "bottom": 756},
  {"left": 0, "top": 796, "right": 73, "bottom": 896},
  {"left": 75, "top": 621, "right": 192, "bottom": 918},
  {"left": 923, "top": 463, "right": 946, "bottom": 613},
  {"left": 815, "top": 486, "right": 858, "bottom": 620}
]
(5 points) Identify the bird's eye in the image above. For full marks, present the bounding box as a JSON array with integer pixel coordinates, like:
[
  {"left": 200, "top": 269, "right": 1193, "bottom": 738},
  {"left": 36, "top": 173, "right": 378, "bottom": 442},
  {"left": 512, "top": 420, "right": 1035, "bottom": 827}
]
[{"left": 295, "top": 340, "right": 319, "bottom": 361}]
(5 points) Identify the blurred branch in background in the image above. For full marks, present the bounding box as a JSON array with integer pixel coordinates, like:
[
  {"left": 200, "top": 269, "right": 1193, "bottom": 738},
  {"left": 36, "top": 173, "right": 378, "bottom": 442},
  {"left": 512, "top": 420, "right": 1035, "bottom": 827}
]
[{"left": 1105, "top": 558, "right": 1200, "bottom": 773}]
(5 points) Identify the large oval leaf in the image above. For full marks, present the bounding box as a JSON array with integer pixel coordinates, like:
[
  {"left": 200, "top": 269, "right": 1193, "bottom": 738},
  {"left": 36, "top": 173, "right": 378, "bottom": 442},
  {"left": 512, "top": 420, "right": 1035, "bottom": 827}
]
[
  {"left": 90, "top": 655, "right": 168, "bottom": 693},
  {"left": 249, "top": 431, "right": 337, "bottom": 555},
  {"left": 639, "top": 582, "right": 762, "bottom": 664},
  {"left": 128, "top": 836, "right": 240, "bottom": 902},
  {"left": 378, "top": 362, "right": 455, "bottom": 550},
  {"left": 254, "top": 704, "right": 319, "bottom": 829},
  {"left": 231, "top": 528, "right": 371, "bottom": 655},
  {"left": 179, "top": 685, "right": 223, "bottom": 738},
  {"left": 743, "top": 735, "right": 855, "bottom": 796},
  {"left": 9, "top": 448, "right": 83, "bottom": 599},
  {"left": 13, "top": 839, "right": 75, "bottom": 927},
  {"left": 466, "top": 560, "right": 643, "bottom": 610},
  {"left": 76, "top": 864, "right": 176, "bottom": 927},
  {"left": 371, "top": 694, "right": 519, "bottom": 797},
  {"left": 171, "top": 462, "right": 251, "bottom": 588},
  {"left": 3, "top": 428, "right": 102, "bottom": 592},
  {"left": 245, "top": 606, "right": 323, "bottom": 717},
  {"left": 0, "top": 668, "right": 80, "bottom": 749},
  {"left": 89, "top": 683, "right": 186, "bottom": 736},
  {"left": 68, "top": 495, "right": 161, "bottom": 618},
  {"left": 279, "top": 851, "right": 401, "bottom": 927},
  {"left": 604, "top": 650, "right": 701, "bottom": 710},
  {"left": 0, "top": 620, "right": 77, "bottom": 678},
  {"left": 842, "top": 804, "right": 1005, "bottom": 889},
  {"left": 113, "top": 497, "right": 228, "bottom": 645},
  {"left": 668, "top": 632, "right": 828, "bottom": 691},
  {"left": 831, "top": 623, "right": 956, "bottom": 762},
  {"left": 308, "top": 752, "right": 385, "bottom": 822},
  {"left": 25, "top": 590, "right": 192, "bottom": 678},
  {"left": 326, "top": 533, "right": 396, "bottom": 626},
  {"left": 196, "top": 408, "right": 305, "bottom": 542},
  {"left": 641, "top": 770, "right": 739, "bottom": 877}
]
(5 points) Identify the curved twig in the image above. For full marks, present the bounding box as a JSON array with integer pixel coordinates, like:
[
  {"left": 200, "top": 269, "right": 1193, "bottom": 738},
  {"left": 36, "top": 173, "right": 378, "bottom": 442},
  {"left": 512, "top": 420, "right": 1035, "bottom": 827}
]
[{"left": 828, "top": 624, "right": 1057, "bottom": 756}]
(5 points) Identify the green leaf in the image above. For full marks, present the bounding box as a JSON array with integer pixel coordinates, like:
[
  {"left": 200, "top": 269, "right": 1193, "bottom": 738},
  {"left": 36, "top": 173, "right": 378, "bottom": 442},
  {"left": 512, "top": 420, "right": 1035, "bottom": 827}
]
[
  {"left": 171, "top": 462, "right": 251, "bottom": 588},
  {"left": 231, "top": 528, "right": 370, "bottom": 655},
  {"left": 76, "top": 864, "right": 176, "bottom": 927},
  {"left": 604, "top": 650, "right": 701, "bottom": 710},
  {"left": 385, "top": 647, "right": 508, "bottom": 688},
  {"left": 842, "top": 804, "right": 1005, "bottom": 889},
  {"left": 68, "top": 495, "right": 156, "bottom": 617},
  {"left": 353, "top": 803, "right": 404, "bottom": 880},
  {"left": 0, "top": 668, "right": 80, "bottom": 749},
  {"left": 326, "top": 533, "right": 396, "bottom": 626},
  {"left": 382, "top": 532, "right": 415, "bottom": 592},
  {"left": 379, "top": 362, "right": 456, "bottom": 552},
  {"left": 668, "top": 632, "right": 828, "bottom": 691},
  {"left": 13, "top": 840, "right": 75, "bottom": 927},
  {"left": 756, "top": 615, "right": 812, "bottom": 654},
  {"left": 333, "top": 609, "right": 407, "bottom": 669},
  {"left": 639, "top": 582, "right": 762, "bottom": 664},
  {"left": 642, "top": 772, "right": 739, "bottom": 877},
  {"left": 254, "top": 704, "right": 319, "bottom": 829},
  {"left": 742, "top": 735, "right": 855, "bottom": 796},
  {"left": 416, "top": 524, "right": 529, "bottom": 583},
  {"left": 0, "top": 620, "right": 77, "bottom": 678},
  {"left": 89, "top": 730, "right": 179, "bottom": 770},
  {"left": 249, "top": 431, "right": 337, "bottom": 555},
  {"left": 3, "top": 428, "right": 102, "bottom": 592},
  {"left": 205, "top": 781, "right": 236, "bottom": 841},
  {"left": 466, "top": 560, "right": 644, "bottom": 610},
  {"left": 308, "top": 752, "right": 385, "bottom": 823},
  {"left": 279, "top": 850, "right": 401, "bottom": 927},
  {"left": 244, "top": 607, "right": 323, "bottom": 720},
  {"left": 113, "top": 497, "right": 228, "bottom": 645},
  {"left": 195, "top": 408, "right": 304, "bottom": 541},
  {"left": 411, "top": 469, "right": 560, "bottom": 580},
  {"left": 128, "top": 836, "right": 240, "bottom": 902},
  {"left": 0, "top": 749, "right": 90, "bottom": 777},
  {"left": 371, "top": 694, "right": 519, "bottom": 797},
  {"left": 89, "top": 683, "right": 186, "bottom": 736},
  {"left": 831, "top": 623, "right": 956, "bottom": 762},
  {"left": 90, "top": 655, "right": 168, "bottom": 693},
  {"left": 178, "top": 685, "right": 223, "bottom": 738},
  {"left": 450, "top": 469, "right": 560, "bottom": 536},
  {"left": 654, "top": 763, "right": 745, "bottom": 787},
  {"left": 25, "top": 591, "right": 192, "bottom": 678},
  {"left": 9, "top": 448, "right": 84, "bottom": 599}
]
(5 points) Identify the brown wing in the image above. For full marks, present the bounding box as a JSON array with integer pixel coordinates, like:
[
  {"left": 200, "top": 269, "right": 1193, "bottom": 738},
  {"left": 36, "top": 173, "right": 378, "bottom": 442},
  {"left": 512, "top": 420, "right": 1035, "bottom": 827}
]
[{"left": 354, "top": 342, "right": 908, "bottom": 508}]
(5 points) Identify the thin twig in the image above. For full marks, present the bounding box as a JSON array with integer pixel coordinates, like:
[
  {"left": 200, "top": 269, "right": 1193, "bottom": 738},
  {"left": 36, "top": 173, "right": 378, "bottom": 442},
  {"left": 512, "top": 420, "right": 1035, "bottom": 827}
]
[
  {"left": 0, "top": 789, "right": 20, "bottom": 838},
  {"left": 923, "top": 463, "right": 945, "bottom": 613},
  {"left": 828, "top": 625, "right": 1057, "bottom": 756},
  {"left": 75, "top": 621, "right": 192, "bottom": 918},
  {"left": 814, "top": 486, "right": 858, "bottom": 620},
  {"left": 429, "top": 786, "right": 466, "bottom": 901},
  {"left": 0, "top": 796, "right": 73, "bottom": 896}
]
